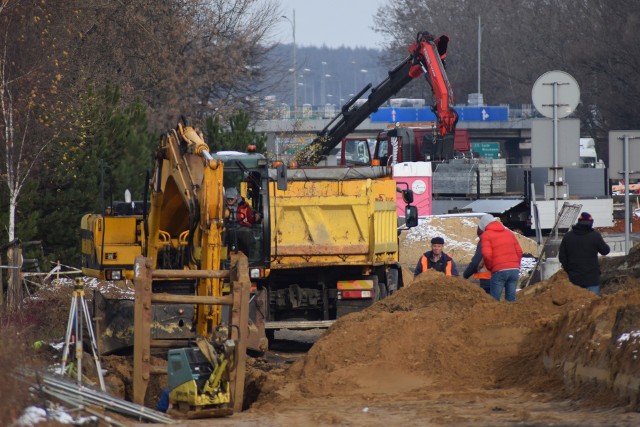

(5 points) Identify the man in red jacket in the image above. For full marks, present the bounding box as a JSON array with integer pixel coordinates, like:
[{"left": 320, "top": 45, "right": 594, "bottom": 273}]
[{"left": 479, "top": 214, "right": 523, "bottom": 302}]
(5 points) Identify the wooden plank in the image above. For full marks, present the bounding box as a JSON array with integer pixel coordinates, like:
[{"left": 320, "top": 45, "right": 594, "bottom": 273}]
[
  {"left": 230, "top": 253, "right": 249, "bottom": 413},
  {"left": 133, "top": 256, "right": 152, "bottom": 406}
]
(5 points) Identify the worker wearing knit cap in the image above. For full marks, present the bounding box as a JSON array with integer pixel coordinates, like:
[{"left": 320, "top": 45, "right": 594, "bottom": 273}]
[
  {"left": 480, "top": 214, "right": 523, "bottom": 302},
  {"left": 463, "top": 214, "right": 496, "bottom": 294},
  {"left": 559, "top": 212, "right": 610, "bottom": 295},
  {"left": 414, "top": 236, "right": 459, "bottom": 278}
]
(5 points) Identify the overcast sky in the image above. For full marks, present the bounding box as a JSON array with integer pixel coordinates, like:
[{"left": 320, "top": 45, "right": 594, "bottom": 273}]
[{"left": 276, "top": 0, "right": 387, "bottom": 49}]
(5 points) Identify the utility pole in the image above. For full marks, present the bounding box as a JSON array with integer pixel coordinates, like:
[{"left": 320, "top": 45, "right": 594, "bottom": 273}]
[
  {"left": 282, "top": 10, "right": 296, "bottom": 119},
  {"left": 477, "top": 15, "right": 481, "bottom": 94},
  {"left": 620, "top": 135, "right": 639, "bottom": 255},
  {"left": 321, "top": 61, "right": 327, "bottom": 106}
]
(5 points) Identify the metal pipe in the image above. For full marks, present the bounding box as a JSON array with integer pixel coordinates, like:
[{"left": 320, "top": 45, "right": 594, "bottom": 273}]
[
  {"left": 553, "top": 82, "right": 559, "bottom": 240},
  {"left": 21, "top": 371, "right": 176, "bottom": 424},
  {"left": 201, "top": 149, "right": 214, "bottom": 162},
  {"left": 624, "top": 134, "right": 630, "bottom": 255}
]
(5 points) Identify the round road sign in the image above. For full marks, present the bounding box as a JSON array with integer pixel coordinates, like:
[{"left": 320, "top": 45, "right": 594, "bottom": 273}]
[{"left": 531, "top": 70, "right": 580, "bottom": 119}]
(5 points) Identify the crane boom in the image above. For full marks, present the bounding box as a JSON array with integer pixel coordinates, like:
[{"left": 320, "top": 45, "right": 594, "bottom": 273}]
[{"left": 296, "top": 31, "right": 457, "bottom": 166}]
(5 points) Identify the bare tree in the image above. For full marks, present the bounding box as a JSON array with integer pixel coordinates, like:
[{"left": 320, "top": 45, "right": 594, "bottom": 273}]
[
  {"left": 374, "top": 0, "right": 640, "bottom": 157},
  {"left": 0, "top": 1, "right": 73, "bottom": 243},
  {"left": 62, "top": 0, "right": 282, "bottom": 127},
  {"left": 0, "top": 0, "right": 80, "bottom": 308}
]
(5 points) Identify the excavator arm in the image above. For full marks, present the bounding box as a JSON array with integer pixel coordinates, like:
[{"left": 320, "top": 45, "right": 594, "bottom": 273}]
[{"left": 296, "top": 31, "right": 457, "bottom": 166}]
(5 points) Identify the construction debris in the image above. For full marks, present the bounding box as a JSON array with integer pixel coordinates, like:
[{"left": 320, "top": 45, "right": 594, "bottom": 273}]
[{"left": 17, "top": 369, "right": 175, "bottom": 424}]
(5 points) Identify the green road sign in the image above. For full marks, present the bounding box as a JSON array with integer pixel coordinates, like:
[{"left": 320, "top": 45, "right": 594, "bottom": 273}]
[{"left": 471, "top": 142, "right": 501, "bottom": 159}]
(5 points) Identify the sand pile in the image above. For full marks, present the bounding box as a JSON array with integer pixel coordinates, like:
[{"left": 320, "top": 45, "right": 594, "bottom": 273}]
[
  {"left": 400, "top": 216, "right": 539, "bottom": 269},
  {"left": 255, "top": 268, "right": 640, "bottom": 409}
]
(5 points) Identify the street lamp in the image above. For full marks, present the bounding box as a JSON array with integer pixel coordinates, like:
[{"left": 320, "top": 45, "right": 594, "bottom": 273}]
[
  {"left": 360, "top": 69, "right": 368, "bottom": 89},
  {"left": 298, "top": 80, "right": 304, "bottom": 106},
  {"left": 321, "top": 61, "right": 327, "bottom": 105},
  {"left": 302, "top": 68, "right": 311, "bottom": 105},
  {"left": 281, "top": 11, "right": 296, "bottom": 119},
  {"left": 351, "top": 60, "right": 357, "bottom": 92}
]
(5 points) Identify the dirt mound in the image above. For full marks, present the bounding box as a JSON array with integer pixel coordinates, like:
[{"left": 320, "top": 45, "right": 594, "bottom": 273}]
[
  {"left": 600, "top": 244, "right": 640, "bottom": 295},
  {"left": 254, "top": 269, "right": 640, "bottom": 411},
  {"left": 542, "top": 288, "right": 640, "bottom": 406}
]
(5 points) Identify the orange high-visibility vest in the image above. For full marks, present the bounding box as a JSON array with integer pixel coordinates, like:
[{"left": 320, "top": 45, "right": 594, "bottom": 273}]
[
  {"left": 473, "top": 270, "right": 492, "bottom": 280},
  {"left": 473, "top": 260, "right": 491, "bottom": 280},
  {"left": 420, "top": 254, "right": 453, "bottom": 276}
]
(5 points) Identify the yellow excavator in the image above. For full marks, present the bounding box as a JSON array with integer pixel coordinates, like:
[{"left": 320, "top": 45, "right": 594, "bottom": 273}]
[{"left": 81, "top": 119, "right": 271, "bottom": 415}]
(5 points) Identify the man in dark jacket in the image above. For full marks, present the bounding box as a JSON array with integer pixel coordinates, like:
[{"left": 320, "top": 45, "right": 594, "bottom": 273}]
[
  {"left": 559, "top": 212, "right": 610, "bottom": 295},
  {"left": 414, "top": 236, "right": 459, "bottom": 278},
  {"left": 463, "top": 215, "right": 496, "bottom": 294}
]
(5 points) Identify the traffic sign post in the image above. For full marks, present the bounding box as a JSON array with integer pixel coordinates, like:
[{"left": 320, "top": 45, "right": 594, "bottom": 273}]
[
  {"left": 532, "top": 71, "right": 580, "bottom": 238},
  {"left": 621, "top": 135, "right": 639, "bottom": 255}
]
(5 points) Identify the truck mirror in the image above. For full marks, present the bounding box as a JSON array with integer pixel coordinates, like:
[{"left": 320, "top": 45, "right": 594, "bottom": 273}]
[
  {"left": 405, "top": 205, "right": 418, "bottom": 228},
  {"left": 402, "top": 189, "right": 414, "bottom": 204},
  {"left": 276, "top": 162, "right": 287, "bottom": 191}
]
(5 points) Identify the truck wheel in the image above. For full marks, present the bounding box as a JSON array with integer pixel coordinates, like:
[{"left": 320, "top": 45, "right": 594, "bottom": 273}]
[
  {"left": 378, "top": 281, "right": 388, "bottom": 300},
  {"left": 386, "top": 268, "right": 400, "bottom": 294},
  {"left": 266, "top": 329, "right": 275, "bottom": 348}
]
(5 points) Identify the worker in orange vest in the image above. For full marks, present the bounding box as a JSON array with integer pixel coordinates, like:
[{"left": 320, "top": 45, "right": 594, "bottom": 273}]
[
  {"left": 414, "top": 236, "right": 459, "bottom": 278},
  {"left": 463, "top": 215, "right": 495, "bottom": 294}
]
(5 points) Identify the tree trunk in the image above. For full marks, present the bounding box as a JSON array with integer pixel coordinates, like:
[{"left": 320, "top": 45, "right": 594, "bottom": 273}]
[
  {"left": 8, "top": 192, "right": 16, "bottom": 242},
  {"left": 7, "top": 246, "right": 22, "bottom": 311},
  {"left": 0, "top": 252, "right": 3, "bottom": 307}
]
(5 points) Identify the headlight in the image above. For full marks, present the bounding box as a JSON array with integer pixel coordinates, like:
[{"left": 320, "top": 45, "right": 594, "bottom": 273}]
[{"left": 250, "top": 268, "right": 261, "bottom": 279}]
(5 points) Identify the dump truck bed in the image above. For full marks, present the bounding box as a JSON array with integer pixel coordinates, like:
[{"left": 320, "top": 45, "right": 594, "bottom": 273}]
[{"left": 268, "top": 166, "right": 399, "bottom": 268}]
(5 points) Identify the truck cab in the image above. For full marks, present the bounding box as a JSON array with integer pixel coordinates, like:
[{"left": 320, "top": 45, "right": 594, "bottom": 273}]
[
  {"left": 579, "top": 138, "right": 601, "bottom": 168},
  {"left": 338, "top": 137, "right": 376, "bottom": 166},
  {"left": 364, "top": 127, "right": 469, "bottom": 167}
]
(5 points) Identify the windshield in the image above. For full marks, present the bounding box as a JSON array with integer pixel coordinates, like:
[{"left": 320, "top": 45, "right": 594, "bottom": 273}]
[{"left": 343, "top": 139, "right": 371, "bottom": 165}]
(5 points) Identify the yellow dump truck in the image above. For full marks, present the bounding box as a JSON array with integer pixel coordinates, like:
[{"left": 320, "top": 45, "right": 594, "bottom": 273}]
[
  {"left": 81, "top": 161, "right": 415, "bottom": 350},
  {"left": 257, "top": 166, "right": 414, "bottom": 337}
]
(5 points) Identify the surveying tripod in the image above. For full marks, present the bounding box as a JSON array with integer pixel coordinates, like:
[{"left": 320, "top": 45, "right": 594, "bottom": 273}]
[{"left": 60, "top": 278, "right": 106, "bottom": 391}]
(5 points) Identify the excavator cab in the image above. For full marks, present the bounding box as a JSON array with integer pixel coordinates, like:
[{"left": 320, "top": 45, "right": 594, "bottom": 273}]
[{"left": 214, "top": 151, "right": 271, "bottom": 277}]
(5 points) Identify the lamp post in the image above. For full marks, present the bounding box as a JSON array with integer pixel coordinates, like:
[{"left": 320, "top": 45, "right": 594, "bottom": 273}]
[
  {"left": 360, "top": 69, "right": 368, "bottom": 88},
  {"left": 298, "top": 80, "right": 304, "bottom": 105},
  {"left": 281, "top": 11, "right": 296, "bottom": 119},
  {"left": 321, "top": 61, "right": 327, "bottom": 105},
  {"left": 351, "top": 60, "right": 357, "bottom": 93},
  {"left": 302, "top": 68, "right": 311, "bottom": 105}
]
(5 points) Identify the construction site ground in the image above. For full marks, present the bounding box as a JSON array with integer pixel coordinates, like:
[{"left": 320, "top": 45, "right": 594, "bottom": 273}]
[{"left": 8, "top": 216, "right": 640, "bottom": 426}]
